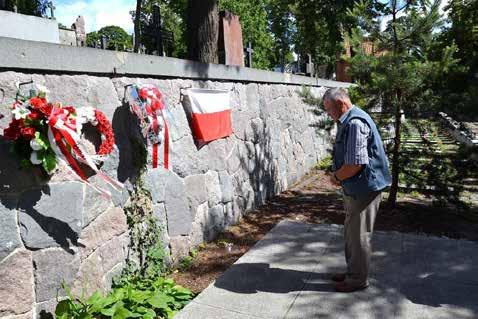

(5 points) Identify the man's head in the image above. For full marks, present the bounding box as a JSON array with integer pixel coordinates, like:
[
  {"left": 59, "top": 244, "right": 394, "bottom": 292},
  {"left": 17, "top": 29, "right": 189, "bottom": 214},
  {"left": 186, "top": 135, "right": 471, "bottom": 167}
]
[{"left": 322, "top": 88, "right": 353, "bottom": 121}]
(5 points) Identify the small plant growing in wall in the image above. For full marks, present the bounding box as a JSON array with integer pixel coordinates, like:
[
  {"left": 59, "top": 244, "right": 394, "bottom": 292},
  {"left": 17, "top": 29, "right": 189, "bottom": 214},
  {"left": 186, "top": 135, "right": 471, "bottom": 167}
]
[{"left": 298, "top": 86, "right": 334, "bottom": 134}]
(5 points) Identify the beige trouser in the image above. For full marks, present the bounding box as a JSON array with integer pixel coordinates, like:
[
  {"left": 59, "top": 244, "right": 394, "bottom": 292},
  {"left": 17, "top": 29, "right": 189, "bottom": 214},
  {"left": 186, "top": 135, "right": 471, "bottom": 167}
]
[{"left": 343, "top": 191, "right": 382, "bottom": 287}]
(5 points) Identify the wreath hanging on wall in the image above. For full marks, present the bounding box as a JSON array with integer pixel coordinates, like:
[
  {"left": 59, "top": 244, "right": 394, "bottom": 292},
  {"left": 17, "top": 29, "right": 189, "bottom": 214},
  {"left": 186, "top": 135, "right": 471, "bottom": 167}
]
[
  {"left": 1, "top": 82, "right": 122, "bottom": 196},
  {"left": 125, "top": 84, "right": 171, "bottom": 169}
]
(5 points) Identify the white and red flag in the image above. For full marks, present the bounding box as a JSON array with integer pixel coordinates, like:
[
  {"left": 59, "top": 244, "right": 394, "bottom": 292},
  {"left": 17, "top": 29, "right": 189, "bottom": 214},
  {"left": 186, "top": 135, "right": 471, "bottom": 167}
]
[{"left": 186, "top": 88, "right": 233, "bottom": 143}]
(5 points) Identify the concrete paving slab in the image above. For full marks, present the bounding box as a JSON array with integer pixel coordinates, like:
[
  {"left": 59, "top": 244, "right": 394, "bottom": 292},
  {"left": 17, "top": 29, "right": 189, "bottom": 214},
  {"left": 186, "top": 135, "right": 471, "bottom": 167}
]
[
  {"left": 175, "top": 221, "right": 478, "bottom": 319},
  {"left": 174, "top": 302, "right": 262, "bottom": 319},
  {"left": 192, "top": 250, "right": 326, "bottom": 319}
]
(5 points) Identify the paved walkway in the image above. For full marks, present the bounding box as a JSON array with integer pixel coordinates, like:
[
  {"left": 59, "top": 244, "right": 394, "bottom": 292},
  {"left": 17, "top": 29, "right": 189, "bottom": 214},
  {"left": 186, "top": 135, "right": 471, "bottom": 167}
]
[{"left": 175, "top": 220, "right": 478, "bottom": 319}]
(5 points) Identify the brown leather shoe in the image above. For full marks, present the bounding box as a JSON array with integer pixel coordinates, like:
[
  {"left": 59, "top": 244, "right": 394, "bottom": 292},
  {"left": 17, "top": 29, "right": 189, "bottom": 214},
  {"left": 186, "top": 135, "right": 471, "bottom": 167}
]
[
  {"left": 331, "top": 273, "right": 347, "bottom": 282},
  {"left": 335, "top": 281, "right": 369, "bottom": 293}
]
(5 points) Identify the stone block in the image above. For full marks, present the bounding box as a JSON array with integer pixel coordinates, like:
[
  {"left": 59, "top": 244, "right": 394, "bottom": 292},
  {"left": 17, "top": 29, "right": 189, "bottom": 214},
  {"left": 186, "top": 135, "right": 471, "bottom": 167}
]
[
  {"left": 72, "top": 251, "right": 105, "bottom": 297},
  {"left": 224, "top": 202, "right": 238, "bottom": 225},
  {"left": 170, "top": 136, "right": 209, "bottom": 178},
  {"left": 44, "top": 75, "right": 121, "bottom": 120},
  {"left": 96, "top": 233, "right": 129, "bottom": 274},
  {"left": 33, "top": 248, "right": 80, "bottom": 302},
  {"left": 143, "top": 167, "right": 168, "bottom": 203},
  {"left": 205, "top": 171, "right": 222, "bottom": 207},
  {"left": 205, "top": 204, "right": 225, "bottom": 240},
  {"left": 103, "top": 262, "right": 125, "bottom": 290},
  {"left": 2, "top": 311, "right": 34, "bottom": 319},
  {"left": 73, "top": 233, "right": 129, "bottom": 297},
  {"left": 82, "top": 180, "right": 114, "bottom": 227},
  {"left": 184, "top": 174, "right": 208, "bottom": 211},
  {"left": 164, "top": 171, "right": 191, "bottom": 236},
  {"left": 0, "top": 249, "right": 34, "bottom": 316},
  {"left": 205, "top": 139, "right": 234, "bottom": 172},
  {"left": 0, "top": 196, "right": 22, "bottom": 262},
  {"left": 169, "top": 235, "right": 190, "bottom": 262},
  {"left": 190, "top": 203, "right": 208, "bottom": 247},
  {"left": 18, "top": 182, "right": 84, "bottom": 250},
  {"left": 35, "top": 300, "right": 56, "bottom": 319},
  {"left": 0, "top": 140, "right": 45, "bottom": 195},
  {"left": 79, "top": 206, "right": 128, "bottom": 258},
  {"left": 219, "top": 171, "right": 234, "bottom": 203}
]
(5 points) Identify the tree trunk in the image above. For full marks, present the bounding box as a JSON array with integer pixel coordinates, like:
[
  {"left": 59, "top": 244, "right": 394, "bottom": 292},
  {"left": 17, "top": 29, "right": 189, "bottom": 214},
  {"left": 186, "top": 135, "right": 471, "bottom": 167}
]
[
  {"left": 387, "top": 1, "right": 401, "bottom": 207},
  {"left": 387, "top": 97, "right": 401, "bottom": 207},
  {"left": 133, "top": 0, "right": 142, "bottom": 53},
  {"left": 186, "top": 0, "right": 219, "bottom": 63}
]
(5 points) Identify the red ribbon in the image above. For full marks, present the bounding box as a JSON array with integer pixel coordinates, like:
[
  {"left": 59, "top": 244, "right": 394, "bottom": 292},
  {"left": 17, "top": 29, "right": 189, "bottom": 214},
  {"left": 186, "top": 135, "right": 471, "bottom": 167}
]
[{"left": 48, "top": 105, "right": 88, "bottom": 180}]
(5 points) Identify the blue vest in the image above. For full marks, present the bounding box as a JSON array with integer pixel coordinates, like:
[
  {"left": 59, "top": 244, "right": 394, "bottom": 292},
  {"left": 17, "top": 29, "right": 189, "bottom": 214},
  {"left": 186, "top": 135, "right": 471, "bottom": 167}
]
[{"left": 333, "top": 106, "right": 392, "bottom": 198}]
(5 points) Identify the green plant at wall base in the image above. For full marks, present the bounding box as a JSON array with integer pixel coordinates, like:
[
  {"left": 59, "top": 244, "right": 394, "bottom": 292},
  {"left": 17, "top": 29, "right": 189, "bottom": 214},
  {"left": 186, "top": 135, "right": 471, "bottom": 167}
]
[
  {"left": 56, "top": 278, "right": 193, "bottom": 319},
  {"left": 317, "top": 155, "right": 332, "bottom": 171}
]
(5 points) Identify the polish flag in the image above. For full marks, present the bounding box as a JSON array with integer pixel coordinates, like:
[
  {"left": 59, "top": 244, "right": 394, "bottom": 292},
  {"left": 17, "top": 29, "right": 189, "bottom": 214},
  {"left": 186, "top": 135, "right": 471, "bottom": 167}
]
[{"left": 186, "top": 88, "right": 233, "bottom": 143}]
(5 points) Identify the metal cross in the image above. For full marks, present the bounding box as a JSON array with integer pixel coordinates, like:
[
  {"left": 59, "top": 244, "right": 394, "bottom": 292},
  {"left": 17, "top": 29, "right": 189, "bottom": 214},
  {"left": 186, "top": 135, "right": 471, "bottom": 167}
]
[
  {"left": 47, "top": 1, "right": 56, "bottom": 19},
  {"left": 306, "top": 53, "right": 314, "bottom": 77},
  {"left": 245, "top": 42, "right": 254, "bottom": 67}
]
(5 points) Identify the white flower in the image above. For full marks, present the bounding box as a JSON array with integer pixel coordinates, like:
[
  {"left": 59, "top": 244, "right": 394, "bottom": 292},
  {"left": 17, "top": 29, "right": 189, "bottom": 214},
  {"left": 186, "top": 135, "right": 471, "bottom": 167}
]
[
  {"left": 30, "top": 139, "right": 42, "bottom": 151},
  {"left": 12, "top": 105, "right": 30, "bottom": 120},
  {"left": 76, "top": 107, "right": 97, "bottom": 126},
  {"left": 30, "top": 152, "right": 42, "bottom": 165},
  {"left": 35, "top": 84, "right": 50, "bottom": 97}
]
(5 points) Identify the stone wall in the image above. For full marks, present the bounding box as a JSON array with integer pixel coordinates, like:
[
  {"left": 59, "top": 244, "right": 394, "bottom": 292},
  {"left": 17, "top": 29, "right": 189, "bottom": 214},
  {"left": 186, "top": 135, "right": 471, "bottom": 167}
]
[{"left": 0, "top": 69, "right": 339, "bottom": 318}]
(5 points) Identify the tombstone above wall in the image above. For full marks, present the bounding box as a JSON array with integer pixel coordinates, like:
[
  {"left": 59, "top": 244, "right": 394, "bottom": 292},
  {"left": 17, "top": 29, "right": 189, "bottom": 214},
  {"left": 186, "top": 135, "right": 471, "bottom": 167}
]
[
  {"left": 72, "top": 15, "right": 86, "bottom": 47},
  {"left": 219, "top": 10, "right": 245, "bottom": 67}
]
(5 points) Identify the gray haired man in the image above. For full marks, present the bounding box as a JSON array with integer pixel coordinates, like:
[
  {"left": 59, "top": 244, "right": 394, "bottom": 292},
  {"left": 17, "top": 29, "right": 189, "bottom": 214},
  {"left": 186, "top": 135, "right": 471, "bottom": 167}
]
[{"left": 323, "top": 88, "right": 391, "bottom": 293}]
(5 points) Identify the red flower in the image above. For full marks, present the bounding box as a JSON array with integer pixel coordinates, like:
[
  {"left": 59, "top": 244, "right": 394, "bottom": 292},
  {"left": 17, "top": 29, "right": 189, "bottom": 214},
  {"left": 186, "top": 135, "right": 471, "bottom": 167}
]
[
  {"left": 28, "top": 110, "right": 43, "bottom": 121},
  {"left": 3, "top": 119, "right": 23, "bottom": 141},
  {"left": 20, "top": 126, "right": 36, "bottom": 140},
  {"left": 94, "top": 110, "right": 115, "bottom": 155},
  {"left": 38, "top": 103, "right": 53, "bottom": 116},
  {"left": 29, "top": 97, "right": 47, "bottom": 109},
  {"left": 63, "top": 106, "right": 76, "bottom": 114}
]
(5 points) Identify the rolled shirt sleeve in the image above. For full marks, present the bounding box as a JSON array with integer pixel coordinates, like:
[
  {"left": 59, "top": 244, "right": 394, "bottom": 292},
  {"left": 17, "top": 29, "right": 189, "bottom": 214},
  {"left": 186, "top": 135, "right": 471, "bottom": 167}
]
[{"left": 344, "top": 119, "right": 370, "bottom": 165}]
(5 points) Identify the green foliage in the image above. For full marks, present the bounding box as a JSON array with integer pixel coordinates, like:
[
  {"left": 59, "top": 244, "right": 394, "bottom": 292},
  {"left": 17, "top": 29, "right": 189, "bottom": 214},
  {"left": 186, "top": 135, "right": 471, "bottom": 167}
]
[
  {"left": 317, "top": 155, "right": 332, "bottom": 171},
  {"left": 298, "top": 86, "right": 334, "bottom": 134},
  {"left": 131, "top": 0, "right": 188, "bottom": 57},
  {"left": 178, "top": 248, "right": 199, "bottom": 271},
  {"left": 86, "top": 26, "right": 132, "bottom": 51},
  {"left": 116, "top": 183, "right": 169, "bottom": 285},
  {"left": 55, "top": 278, "right": 193, "bottom": 319},
  {"left": 4, "top": 0, "right": 48, "bottom": 16},
  {"left": 426, "top": 0, "right": 478, "bottom": 118}
]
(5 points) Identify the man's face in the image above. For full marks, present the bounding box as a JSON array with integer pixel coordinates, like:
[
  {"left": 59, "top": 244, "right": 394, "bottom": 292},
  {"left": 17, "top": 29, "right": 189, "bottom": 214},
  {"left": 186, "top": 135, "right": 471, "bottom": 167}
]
[{"left": 323, "top": 99, "right": 341, "bottom": 121}]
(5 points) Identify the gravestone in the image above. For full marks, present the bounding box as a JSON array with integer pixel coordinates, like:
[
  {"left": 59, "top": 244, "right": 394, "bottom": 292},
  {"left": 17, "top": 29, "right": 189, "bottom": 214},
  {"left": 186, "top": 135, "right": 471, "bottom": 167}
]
[
  {"left": 72, "top": 15, "right": 86, "bottom": 47},
  {"left": 219, "top": 10, "right": 245, "bottom": 67}
]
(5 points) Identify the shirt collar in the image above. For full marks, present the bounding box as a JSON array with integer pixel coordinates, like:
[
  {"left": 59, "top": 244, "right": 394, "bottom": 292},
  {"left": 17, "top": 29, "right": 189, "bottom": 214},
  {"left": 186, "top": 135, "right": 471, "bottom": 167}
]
[{"left": 338, "top": 106, "right": 354, "bottom": 124}]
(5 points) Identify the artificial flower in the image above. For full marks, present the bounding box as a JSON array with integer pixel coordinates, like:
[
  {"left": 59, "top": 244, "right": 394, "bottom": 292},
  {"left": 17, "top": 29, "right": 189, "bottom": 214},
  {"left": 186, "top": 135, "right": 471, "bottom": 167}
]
[{"left": 30, "top": 151, "right": 42, "bottom": 165}]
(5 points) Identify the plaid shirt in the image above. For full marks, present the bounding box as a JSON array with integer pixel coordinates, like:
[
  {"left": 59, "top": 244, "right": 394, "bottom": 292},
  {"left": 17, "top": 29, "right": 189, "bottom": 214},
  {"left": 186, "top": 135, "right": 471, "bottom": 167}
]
[{"left": 338, "top": 107, "right": 371, "bottom": 165}]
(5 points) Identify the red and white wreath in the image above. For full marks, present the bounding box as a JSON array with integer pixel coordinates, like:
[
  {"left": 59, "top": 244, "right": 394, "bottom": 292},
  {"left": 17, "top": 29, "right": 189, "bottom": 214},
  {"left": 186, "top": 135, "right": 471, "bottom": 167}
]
[{"left": 2, "top": 83, "right": 122, "bottom": 196}]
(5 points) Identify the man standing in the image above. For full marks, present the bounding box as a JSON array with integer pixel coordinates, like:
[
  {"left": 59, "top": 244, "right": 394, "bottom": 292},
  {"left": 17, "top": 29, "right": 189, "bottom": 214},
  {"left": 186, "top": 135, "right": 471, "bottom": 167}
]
[{"left": 323, "top": 88, "right": 391, "bottom": 293}]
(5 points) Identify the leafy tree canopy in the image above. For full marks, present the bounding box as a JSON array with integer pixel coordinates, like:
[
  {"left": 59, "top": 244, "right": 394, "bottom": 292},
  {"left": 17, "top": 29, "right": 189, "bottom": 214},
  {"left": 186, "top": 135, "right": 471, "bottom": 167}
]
[{"left": 86, "top": 26, "right": 132, "bottom": 51}]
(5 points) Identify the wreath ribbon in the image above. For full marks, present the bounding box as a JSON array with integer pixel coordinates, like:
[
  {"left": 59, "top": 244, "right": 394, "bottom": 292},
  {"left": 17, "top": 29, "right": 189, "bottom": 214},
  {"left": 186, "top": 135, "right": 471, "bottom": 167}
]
[{"left": 47, "top": 105, "right": 123, "bottom": 197}]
